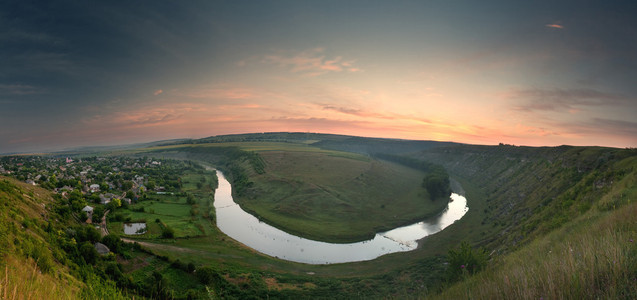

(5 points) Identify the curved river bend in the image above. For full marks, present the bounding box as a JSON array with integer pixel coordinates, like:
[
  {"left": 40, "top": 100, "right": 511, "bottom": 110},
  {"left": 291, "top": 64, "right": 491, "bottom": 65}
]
[{"left": 213, "top": 170, "right": 468, "bottom": 264}]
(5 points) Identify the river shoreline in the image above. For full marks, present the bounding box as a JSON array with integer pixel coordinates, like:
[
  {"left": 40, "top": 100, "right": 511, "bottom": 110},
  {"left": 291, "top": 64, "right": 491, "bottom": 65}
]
[{"left": 212, "top": 170, "right": 469, "bottom": 264}]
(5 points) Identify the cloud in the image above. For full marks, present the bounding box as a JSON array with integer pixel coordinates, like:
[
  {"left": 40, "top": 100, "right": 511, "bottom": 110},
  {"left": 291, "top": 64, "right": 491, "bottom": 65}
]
[
  {"left": 262, "top": 48, "right": 361, "bottom": 76},
  {"left": 153, "top": 89, "right": 163, "bottom": 95},
  {"left": 505, "top": 88, "right": 627, "bottom": 112},
  {"left": 0, "top": 84, "right": 43, "bottom": 95},
  {"left": 83, "top": 103, "right": 203, "bottom": 129},
  {"left": 558, "top": 118, "right": 637, "bottom": 138},
  {"left": 546, "top": 23, "right": 564, "bottom": 29},
  {"left": 320, "top": 104, "right": 434, "bottom": 124},
  {"left": 177, "top": 87, "right": 256, "bottom": 100}
]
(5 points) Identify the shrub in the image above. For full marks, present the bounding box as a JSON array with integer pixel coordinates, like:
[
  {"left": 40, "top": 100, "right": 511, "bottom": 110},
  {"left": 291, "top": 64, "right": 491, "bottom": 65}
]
[
  {"left": 161, "top": 225, "right": 175, "bottom": 239},
  {"left": 197, "top": 267, "right": 219, "bottom": 285},
  {"left": 446, "top": 241, "right": 488, "bottom": 282},
  {"left": 101, "top": 234, "right": 121, "bottom": 253}
]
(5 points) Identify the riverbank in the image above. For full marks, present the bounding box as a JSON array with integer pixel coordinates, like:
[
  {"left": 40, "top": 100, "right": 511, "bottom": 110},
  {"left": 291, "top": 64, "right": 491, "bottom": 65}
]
[{"left": 213, "top": 170, "right": 469, "bottom": 264}]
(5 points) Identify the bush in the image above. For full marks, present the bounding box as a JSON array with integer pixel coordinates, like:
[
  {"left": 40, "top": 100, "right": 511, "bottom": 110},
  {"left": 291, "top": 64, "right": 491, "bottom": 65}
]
[
  {"left": 446, "top": 241, "right": 488, "bottom": 282},
  {"left": 101, "top": 234, "right": 121, "bottom": 253},
  {"left": 197, "top": 267, "right": 220, "bottom": 285},
  {"left": 161, "top": 225, "right": 175, "bottom": 239},
  {"left": 80, "top": 242, "right": 98, "bottom": 265}
]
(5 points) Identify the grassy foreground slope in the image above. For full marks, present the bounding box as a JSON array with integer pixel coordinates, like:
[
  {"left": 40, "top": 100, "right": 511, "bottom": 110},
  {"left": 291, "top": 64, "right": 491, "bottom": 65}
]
[
  {"left": 414, "top": 145, "right": 637, "bottom": 298},
  {"left": 0, "top": 177, "right": 126, "bottom": 299},
  {"left": 434, "top": 201, "right": 637, "bottom": 299}
]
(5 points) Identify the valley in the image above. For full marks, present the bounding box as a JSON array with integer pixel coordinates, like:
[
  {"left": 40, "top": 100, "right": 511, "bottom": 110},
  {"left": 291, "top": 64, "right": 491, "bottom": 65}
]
[{"left": 1, "top": 133, "right": 636, "bottom": 299}]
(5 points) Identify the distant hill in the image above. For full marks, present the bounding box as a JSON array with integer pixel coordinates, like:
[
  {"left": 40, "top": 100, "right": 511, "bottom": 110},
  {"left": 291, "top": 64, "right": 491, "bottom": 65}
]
[{"left": 165, "top": 132, "right": 458, "bottom": 155}]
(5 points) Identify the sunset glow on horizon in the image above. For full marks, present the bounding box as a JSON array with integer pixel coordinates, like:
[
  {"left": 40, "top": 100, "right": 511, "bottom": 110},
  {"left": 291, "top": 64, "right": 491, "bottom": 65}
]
[{"left": 1, "top": 1, "right": 636, "bottom": 153}]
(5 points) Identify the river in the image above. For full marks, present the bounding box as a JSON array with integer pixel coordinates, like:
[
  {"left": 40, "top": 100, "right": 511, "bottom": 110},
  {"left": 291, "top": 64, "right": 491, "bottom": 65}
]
[{"left": 213, "top": 170, "right": 468, "bottom": 264}]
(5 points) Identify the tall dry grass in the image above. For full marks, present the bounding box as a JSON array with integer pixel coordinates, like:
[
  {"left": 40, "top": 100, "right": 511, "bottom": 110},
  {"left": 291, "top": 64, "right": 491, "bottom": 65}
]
[
  {"left": 0, "top": 256, "right": 78, "bottom": 300},
  {"left": 431, "top": 202, "right": 637, "bottom": 299}
]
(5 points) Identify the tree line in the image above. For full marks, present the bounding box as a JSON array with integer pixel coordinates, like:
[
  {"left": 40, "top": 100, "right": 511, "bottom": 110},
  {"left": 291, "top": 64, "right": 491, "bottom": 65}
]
[{"left": 373, "top": 153, "right": 452, "bottom": 200}]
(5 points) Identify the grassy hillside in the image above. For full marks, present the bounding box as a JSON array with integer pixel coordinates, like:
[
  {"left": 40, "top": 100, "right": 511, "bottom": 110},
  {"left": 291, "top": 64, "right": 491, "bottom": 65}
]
[
  {"left": 432, "top": 201, "right": 637, "bottom": 299},
  {"left": 0, "top": 177, "right": 126, "bottom": 299},
  {"left": 415, "top": 145, "right": 636, "bottom": 250},
  {"left": 238, "top": 150, "right": 447, "bottom": 242},
  {"left": 411, "top": 145, "right": 637, "bottom": 298}
]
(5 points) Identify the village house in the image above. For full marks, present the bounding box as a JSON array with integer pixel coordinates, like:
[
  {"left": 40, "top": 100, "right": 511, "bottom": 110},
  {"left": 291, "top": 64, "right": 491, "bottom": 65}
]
[
  {"left": 99, "top": 193, "right": 114, "bottom": 204},
  {"left": 94, "top": 242, "right": 110, "bottom": 255},
  {"left": 82, "top": 205, "right": 94, "bottom": 223},
  {"left": 89, "top": 184, "right": 100, "bottom": 192}
]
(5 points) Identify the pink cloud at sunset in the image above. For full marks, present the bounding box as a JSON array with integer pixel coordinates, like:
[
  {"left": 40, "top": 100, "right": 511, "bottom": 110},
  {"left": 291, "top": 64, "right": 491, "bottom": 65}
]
[
  {"left": 545, "top": 23, "right": 564, "bottom": 29},
  {"left": 262, "top": 48, "right": 361, "bottom": 77}
]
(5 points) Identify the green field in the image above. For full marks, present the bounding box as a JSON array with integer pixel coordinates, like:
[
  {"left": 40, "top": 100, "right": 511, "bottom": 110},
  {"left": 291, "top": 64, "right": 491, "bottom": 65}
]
[
  {"left": 107, "top": 169, "right": 218, "bottom": 239},
  {"left": 237, "top": 150, "right": 447, "bottom": 242}
]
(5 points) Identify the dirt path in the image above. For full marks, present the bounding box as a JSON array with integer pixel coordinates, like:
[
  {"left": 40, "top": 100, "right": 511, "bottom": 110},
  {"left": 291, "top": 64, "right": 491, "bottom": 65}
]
[
  {"left": 100, "top": 209, "right": 110, "bottom": 236},
  {"left": 120, "top": 238, "right": 200, "bottom": 254}
]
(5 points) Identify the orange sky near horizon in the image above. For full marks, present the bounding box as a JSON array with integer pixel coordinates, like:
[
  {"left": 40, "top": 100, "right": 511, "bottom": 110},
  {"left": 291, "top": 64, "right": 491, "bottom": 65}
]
[{"left": 1, "top": 1, "right": 636, "bottom": 153}]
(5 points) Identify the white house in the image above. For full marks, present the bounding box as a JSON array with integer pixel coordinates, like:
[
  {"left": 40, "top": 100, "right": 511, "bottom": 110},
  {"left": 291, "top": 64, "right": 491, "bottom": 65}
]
[
  {"left": 89, "top": 184, "right": 100, "bottom": 192},
  {"left": 82, "top": 205, "right": 94, "bottom": 223}
]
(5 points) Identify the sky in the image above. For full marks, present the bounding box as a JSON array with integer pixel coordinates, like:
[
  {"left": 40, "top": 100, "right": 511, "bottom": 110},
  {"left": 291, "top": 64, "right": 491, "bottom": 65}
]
[{"left": 1, "top": 0, "right": 636, "bottom": 153}]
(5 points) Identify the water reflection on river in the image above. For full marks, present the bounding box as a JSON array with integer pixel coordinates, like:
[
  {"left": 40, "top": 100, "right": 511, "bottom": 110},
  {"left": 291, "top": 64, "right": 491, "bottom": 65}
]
[
  {"left": 213, "top": 170, "right": 468, "bottom": 264},
  {"left": 123, "top": 222, "right": 147, "bottom": 235}
]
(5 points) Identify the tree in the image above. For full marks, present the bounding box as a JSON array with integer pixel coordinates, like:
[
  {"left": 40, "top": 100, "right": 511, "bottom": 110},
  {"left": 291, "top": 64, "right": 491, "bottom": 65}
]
[
  {"left": 423, "top": 172, "right": 451, "bottom": 200},
  {"left": 186, "top": 193, "right": 195, "bottom": 204},
  {"left": 69, "top": 189, "right": 86, "bottom": 211},
  {"left": 161, "top": 225, "right": 175, "bottom": 239},
  {"left": 122, "top": 180, "right": 133, "bottom": 191},
  {"left": 196, "top": 267, "right": 219, "bottom": 285},
  {"left": 79, "top": 242, "right": 98, "bottom": 265},
  {"left": 101, "top": 234, "right": 121, "bottom": 253}
]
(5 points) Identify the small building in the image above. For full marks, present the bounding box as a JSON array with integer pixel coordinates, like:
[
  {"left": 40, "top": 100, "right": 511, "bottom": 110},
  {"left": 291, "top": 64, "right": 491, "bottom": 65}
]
[
  {"left": 99, "top": 193, "right": 113, "bottom": 204},
  {"left": 82, "top": 205, "right": 94, "bottom": 222},
  {"left": 82, "top": 205, "right": 93, "bottom": 214},
  {"left": 94, "top": 242, "right": 110, "bottom": 255}
]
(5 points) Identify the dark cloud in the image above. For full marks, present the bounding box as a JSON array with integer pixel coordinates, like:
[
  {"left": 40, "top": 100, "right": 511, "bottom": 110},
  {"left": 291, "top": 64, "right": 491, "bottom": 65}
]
[
  {"left": 584, "top": 118, "right": 637, "bottom": 138},
  {"left": 509, "top": 88, "right": 630, "bottom": 112}
]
